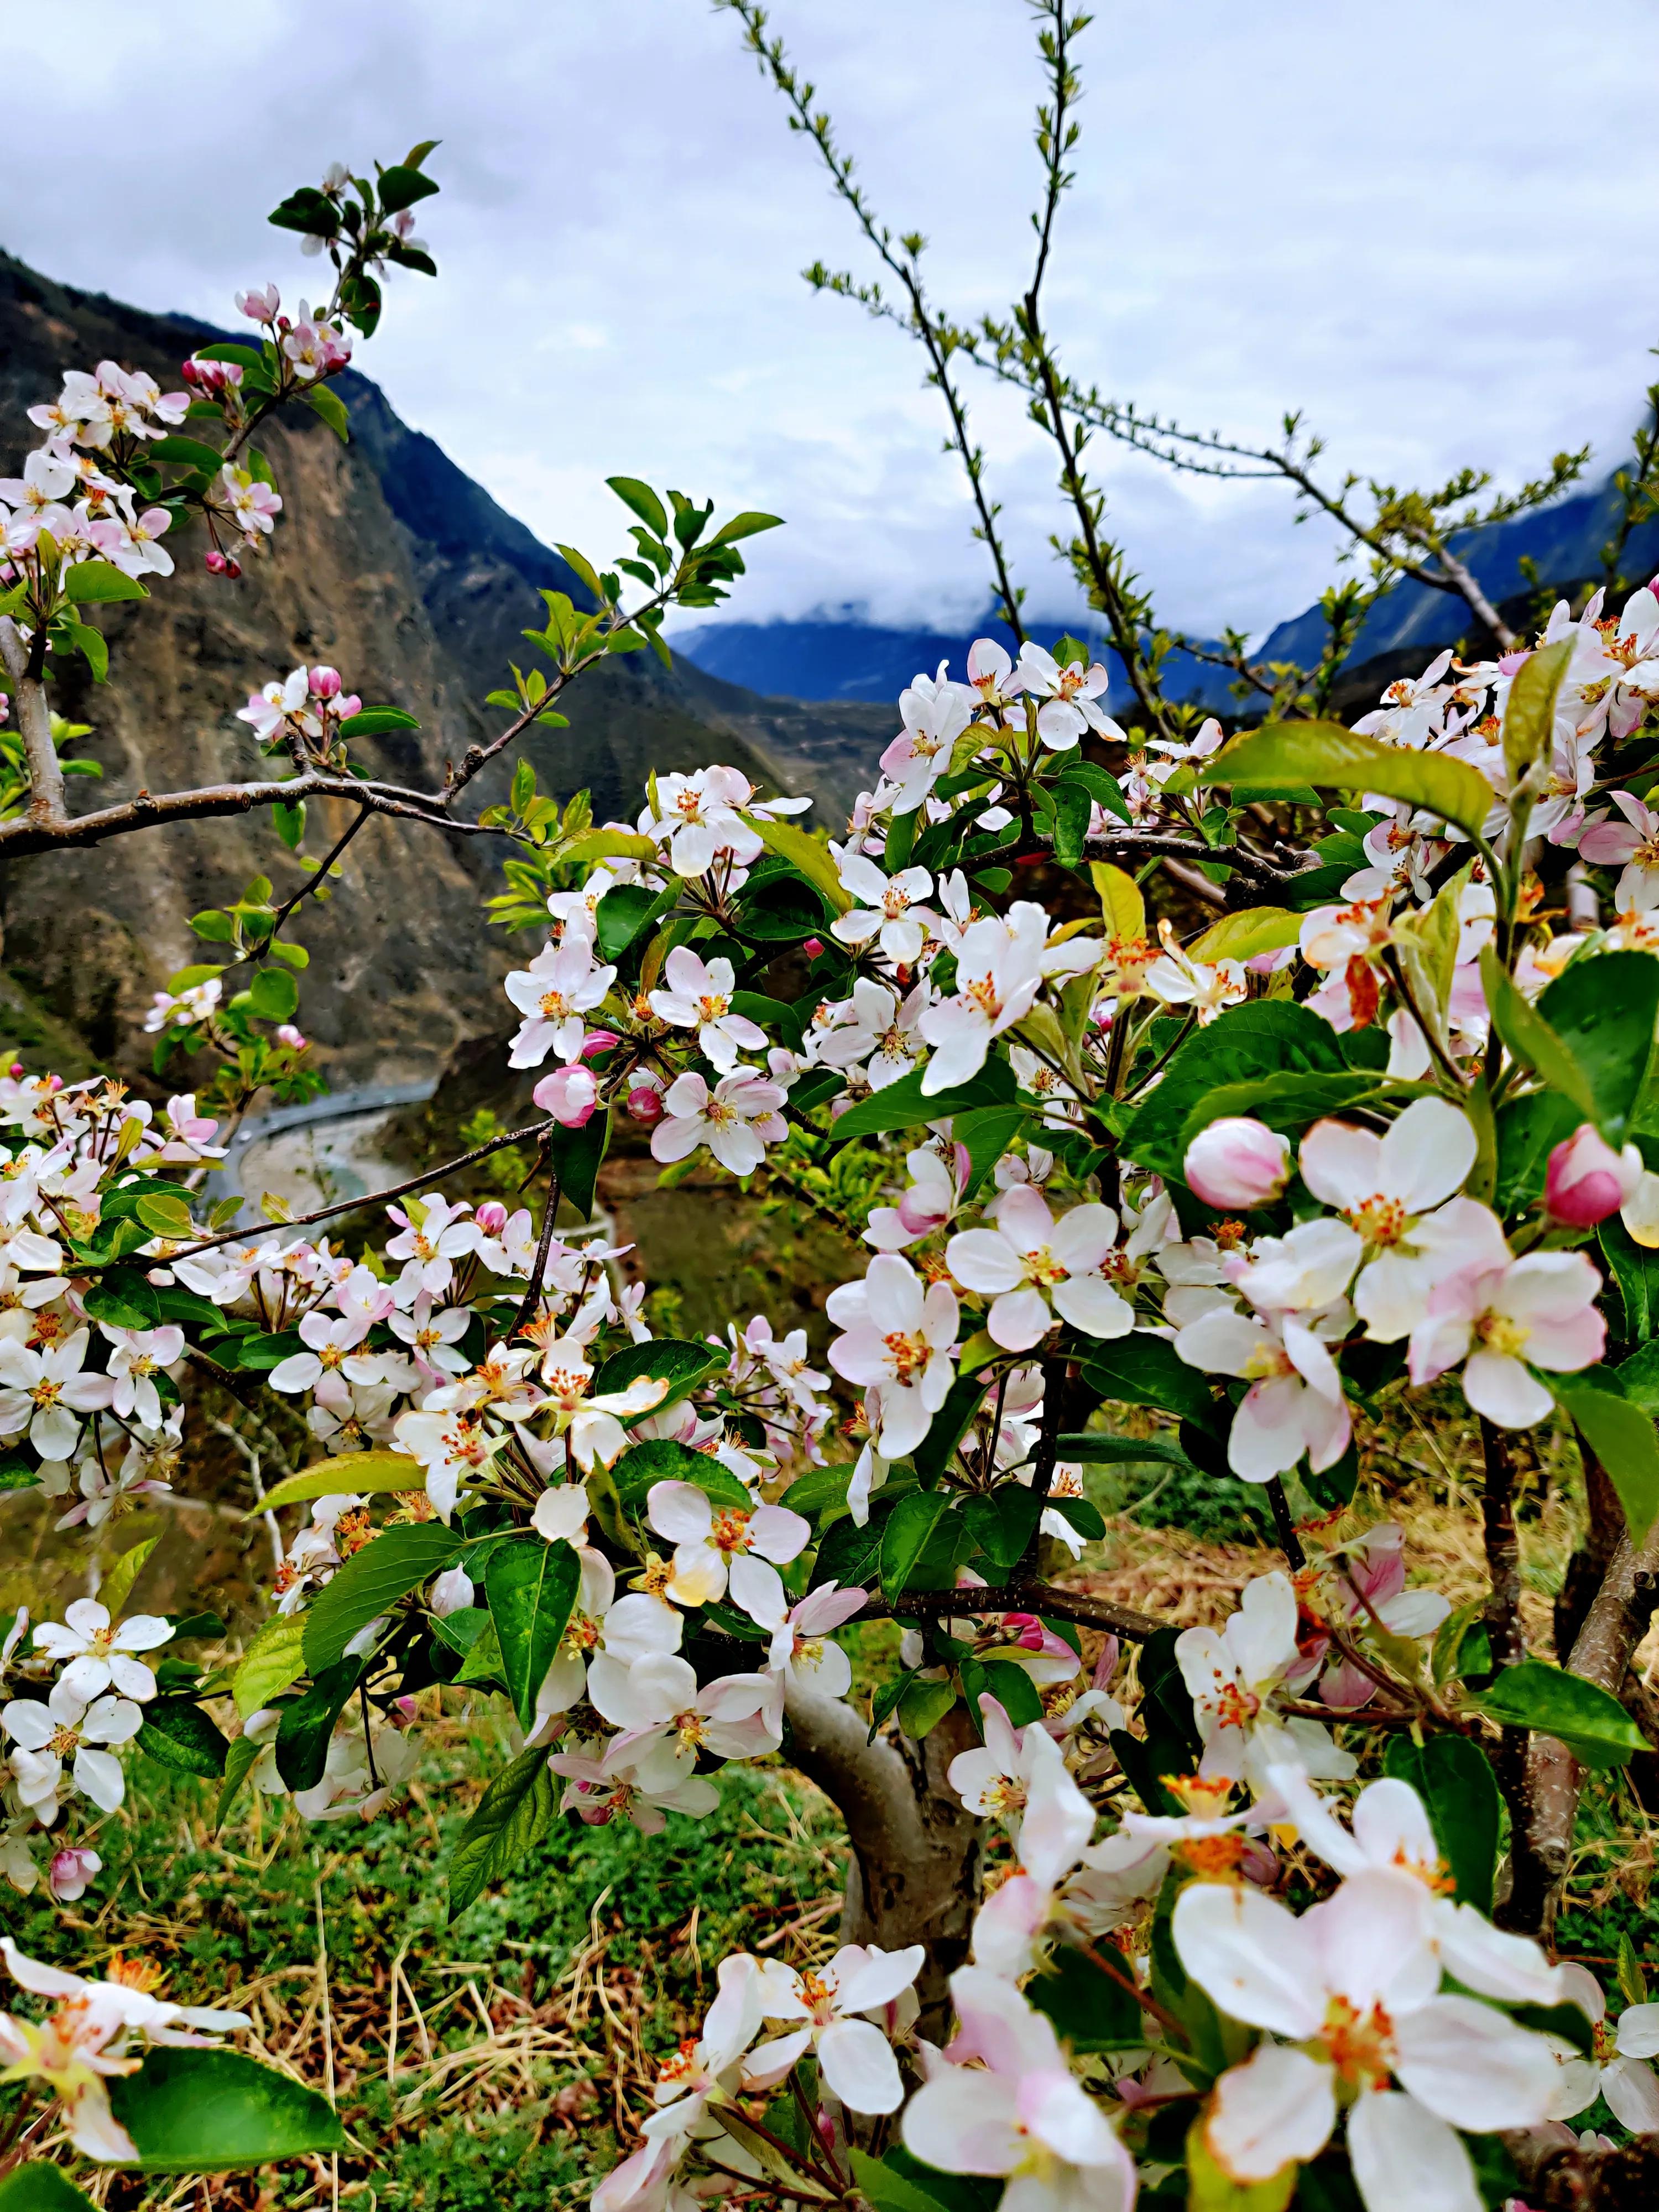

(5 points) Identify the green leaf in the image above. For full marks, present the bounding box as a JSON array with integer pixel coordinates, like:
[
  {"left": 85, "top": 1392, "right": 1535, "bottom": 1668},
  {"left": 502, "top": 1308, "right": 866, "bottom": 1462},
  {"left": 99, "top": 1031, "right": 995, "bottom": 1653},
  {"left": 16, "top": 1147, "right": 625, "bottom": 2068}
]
[
  {"left": 740, "top": 813, "right": 852, "bottom": 914},
  {"left": 954, "top": 1104, "right": 1031, "bottom": 1198},
  {"left": 485, "top": 1537, "right": 581, "bottom": 1729},
  {"left": 232, "top": 1613, "right": 308, "bottom": 1720},
  {"left": 301, "top": 1522, "right": 465, "bottom": 1674},
  {"left": 274, "top": 1658, "right": 362, "bottom": 1791},
  {"left": 1494, "top": 1088, "right": 1580, "bottom": 1217},
  {"left": 896, "top": 1676, "right": 958, "bottom": 1739},
  {"left": 606, "top": 476, "right": 669, "bottom": 538},
  {"left": 1057, "top": 758, "right": 1131, "bottom": 826},
  {"left": 377, "top": 162, "right": 441, "bottom": 212},
  {"left": 257, "top": 1452, "right": 424, "bottom": 1514},
  {"left": 1472, "top": 1658, "right": 1651, "bottom": 1768},
  {"left": 561, "top": 830, "right": 659, "bottom": 865},
  {"left": 879, "top": 1490, "right": 951, "bottom": 1600},
  {"left": 108, "top": 2046, "right": 343, "bottom": 2170},
  {"left": 612, "top": 1438, "right": 752, "bottom": 1510},
  {"left": 595, "top": 882, "right": 678, "bottom": 961},
  {"left": 973, "top": 1657, "right": 1044, "bottom": 1727},
  {"left": 134, "top": 1192, "right": 194, "bottom": 1239},
  {"left": 1615, "top": 1338, "right": 1659, "bottom": 1415},
  {"left": 269, "top": 185, "right": 340, "bottom": 238},
  {"left": 1479, "top": 948, "right": 1597, "bottom": 1119},
  {"left": 189, "top": 907, "right": 237, "bottom": 943},
  {"left": 1537, "top": 950, "right": 1659, "bottom": 1142},
  {"left": 593, "top": 1337, "right": 722, "bottom": 1417},
  {"left": 546, "top": 1105, "right": 610, "bottom": 1221},
  {"left": 337, "top": 706, "right": 420, "bottom": 737},
  {"left": 64, "top": 559, "right": 149, "bottom": 604},
  {"left": 1199, "top": 717, "right": 1496, "bottom": 842},
  {"left": 1055, "top": 1430, "right": 1198, "bottom": 1472},
  {"left": 1026, "top": 1944, "right": 1147, "bottom": 2051},
  {"left": 215, "top": 1734, "right": 262, "bottom": 1830},
  {"left": 301, "top": 383, "right": 350, "bottom": 441},
  {"left": 100, "top": 1535, "right": 160, "bottom": 1618},
  {"left": 960, "top": 1488, "right": 1045, "bottom": 1573},
  {"left": 1079, "top": 1336, "right": 1223, "bottom": 1433},
  {"left": 1559, "top": 1379, "right": 1659, "bottom": 1543},
  {"left": 830, "top": 1057, "right": 1017, "bottom": 1146},
  {"left": 148, "top": 434, "right": 228, "bottom": 473},
  {"left": 1183, "top": 907, "right": 1305, "bottom": 965},
  {"left": 56, "top": 617, "right": 108, "bottom": 683},
  {"left": 707, "top": 510, "right": 785, "bottom": 547},
  {"left": 82, "top": 1268, "right": 162, "bottom": 1330},
  {"left": 273, "top": 798, "right": 307, "bottom": 851},
  {"left": 0, "top": 2163, "right": 98, "bottom": 2207},
  {"left": 1120, "top": 1000, "right": 1347, "bottom": 1184},
  {"left": 137, "top": 1697, "right": 228, "bottom": 1778},
  {"left": 1175, "top": 1070, "right": 1380, "bottom": 1157},
  {"left": 848, "top": 2151, "right": 973, "bottom": 2212},
  {"left": 1502, "top": 636, "right": 1575, "bottom": 783},
  {"left": 1051, "top": 778, "right": 1092, "bottom": 868},
  {"left": 914, "top": 1371, "right": 989, "bottom": 1488},
  {"left": 1381, "top": 1734, "right": 1502, "bottom": 1911},
  {"left": 448, "top": 1744, "right": 556, "bottom": 1919},
  {"left": 246, "top": 967, "right": 299, "bottom": 1024}
]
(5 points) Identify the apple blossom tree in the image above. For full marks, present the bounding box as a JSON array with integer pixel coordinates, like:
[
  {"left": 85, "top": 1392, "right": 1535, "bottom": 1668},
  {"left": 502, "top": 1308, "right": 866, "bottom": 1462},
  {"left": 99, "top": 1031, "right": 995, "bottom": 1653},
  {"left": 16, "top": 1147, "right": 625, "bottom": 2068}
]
[{"left": 2, "top": 17, "right": 1659, "bottom": 2211}]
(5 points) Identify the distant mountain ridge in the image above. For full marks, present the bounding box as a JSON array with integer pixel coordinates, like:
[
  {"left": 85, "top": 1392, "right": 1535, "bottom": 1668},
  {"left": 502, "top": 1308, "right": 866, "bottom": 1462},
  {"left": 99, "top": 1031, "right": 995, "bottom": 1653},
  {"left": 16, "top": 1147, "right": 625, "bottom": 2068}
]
[{"left": 676, "top": 469, "right": 1659, "bottom": 711}]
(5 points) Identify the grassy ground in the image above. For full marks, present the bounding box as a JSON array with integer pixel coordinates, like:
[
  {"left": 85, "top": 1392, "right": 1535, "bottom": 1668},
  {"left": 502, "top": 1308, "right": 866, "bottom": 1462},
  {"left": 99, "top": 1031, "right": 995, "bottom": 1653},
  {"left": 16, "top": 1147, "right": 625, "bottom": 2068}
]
[{"left": 10, "top": 1719, "right": 849, "bottom": 2211}]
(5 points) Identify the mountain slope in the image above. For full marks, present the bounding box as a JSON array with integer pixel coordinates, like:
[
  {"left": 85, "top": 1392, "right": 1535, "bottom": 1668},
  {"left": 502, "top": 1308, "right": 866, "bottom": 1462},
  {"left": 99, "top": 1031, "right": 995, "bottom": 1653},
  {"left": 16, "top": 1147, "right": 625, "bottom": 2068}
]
[
  {"left": 677, "top": 468, "right": 1659, "bottom": 710},
  {"left": 0, "top": 254, "right": 857, "bottom": 1082}
]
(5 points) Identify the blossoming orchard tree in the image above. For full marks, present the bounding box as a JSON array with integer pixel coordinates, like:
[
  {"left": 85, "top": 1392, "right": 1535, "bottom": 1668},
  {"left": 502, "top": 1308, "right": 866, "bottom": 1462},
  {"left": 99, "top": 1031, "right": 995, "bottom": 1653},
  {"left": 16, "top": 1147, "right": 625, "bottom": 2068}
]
[{"left": 3, "top": 13, "right": 1659, "bottom": 2211}]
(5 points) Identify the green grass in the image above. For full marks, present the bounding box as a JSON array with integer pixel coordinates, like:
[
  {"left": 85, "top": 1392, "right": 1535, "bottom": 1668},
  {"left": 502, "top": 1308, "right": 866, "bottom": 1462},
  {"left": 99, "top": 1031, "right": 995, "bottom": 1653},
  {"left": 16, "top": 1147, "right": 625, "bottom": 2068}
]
[{"left": 9, "top": 1724, "right": 845, "bottom": 2210}]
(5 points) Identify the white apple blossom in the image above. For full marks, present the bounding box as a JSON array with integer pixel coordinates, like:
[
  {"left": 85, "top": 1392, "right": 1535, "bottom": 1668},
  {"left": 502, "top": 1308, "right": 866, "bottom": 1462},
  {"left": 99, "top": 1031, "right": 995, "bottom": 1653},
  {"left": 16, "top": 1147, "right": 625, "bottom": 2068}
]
[
  {"left": 3, "top": 1680, "right": 142, "bottom": 1818},
  {"left": 826, "top": 1254, "right": 958, "bottom": 1457},
  {"left": 644, "top": 1480, "right": 809, "bottom": 1615},
  {"left": 748, "top": 1944, "right": 924, "bottom": 2114},
  {"left": 1176, "top": 1872, "right": 1559, "bottom": 2208},
  {"left": 947, "top": 1185, "right": 1134, "bottom": 1352},
  {"left": 34, "top": 1600, "right": 173, "bottom": 1705},
  {"left": 902, "top": 1966, "right": 1138, "bottom": 2212},
  {"left": 504, "top": 940, "right": 617, "bottom": 1069},
  {"left": 1407, "top": 1250, "right": 1606, "bottom": 1427},
  {"left": 650, "top": 1070, "right": 787, "bottom": 1176},
  {"left": 648, "top": 946, "right": 767, "bottom": 1072}
]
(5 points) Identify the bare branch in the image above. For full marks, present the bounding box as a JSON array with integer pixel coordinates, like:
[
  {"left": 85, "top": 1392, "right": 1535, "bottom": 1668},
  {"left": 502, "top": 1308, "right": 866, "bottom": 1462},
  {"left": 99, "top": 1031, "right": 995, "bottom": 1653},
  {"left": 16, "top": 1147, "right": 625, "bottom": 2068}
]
[{"left": 0, "top": 617, "right": 67, "bottom": 831}]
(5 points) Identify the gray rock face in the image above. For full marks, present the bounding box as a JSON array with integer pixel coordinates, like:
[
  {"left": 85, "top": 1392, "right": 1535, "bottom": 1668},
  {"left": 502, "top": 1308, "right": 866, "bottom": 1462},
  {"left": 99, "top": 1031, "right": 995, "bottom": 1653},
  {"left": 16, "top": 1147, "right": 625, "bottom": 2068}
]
[{"left": 0, "top": 254, "right": 863, "bottom": 1083}]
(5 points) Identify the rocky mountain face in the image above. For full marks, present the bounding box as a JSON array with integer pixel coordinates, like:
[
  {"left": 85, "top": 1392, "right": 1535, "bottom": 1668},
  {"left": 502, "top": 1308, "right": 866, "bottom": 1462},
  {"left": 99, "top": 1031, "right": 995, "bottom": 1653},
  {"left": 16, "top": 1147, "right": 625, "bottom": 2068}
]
[{"left": 0, "top": 254, "right": 877, "bottom": 1084}]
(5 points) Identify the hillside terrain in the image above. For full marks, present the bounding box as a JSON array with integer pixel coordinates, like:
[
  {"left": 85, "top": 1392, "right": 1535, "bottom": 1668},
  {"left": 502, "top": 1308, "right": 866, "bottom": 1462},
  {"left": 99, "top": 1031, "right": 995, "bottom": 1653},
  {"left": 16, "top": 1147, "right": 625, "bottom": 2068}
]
[
  {"left": 678, "top": 462, "right": 1659, "bottom": 708},
  {"left": 0, "top": 254, "right": 873, "bottom": 1082}
]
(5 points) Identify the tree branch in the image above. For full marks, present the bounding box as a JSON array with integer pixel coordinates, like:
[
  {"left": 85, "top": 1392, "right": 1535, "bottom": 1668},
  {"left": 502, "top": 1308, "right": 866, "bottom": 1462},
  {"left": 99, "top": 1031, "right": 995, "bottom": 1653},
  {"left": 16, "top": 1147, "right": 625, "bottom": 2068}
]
[{"left": 0, "top": 617, "right": 66, "bottom": 831}]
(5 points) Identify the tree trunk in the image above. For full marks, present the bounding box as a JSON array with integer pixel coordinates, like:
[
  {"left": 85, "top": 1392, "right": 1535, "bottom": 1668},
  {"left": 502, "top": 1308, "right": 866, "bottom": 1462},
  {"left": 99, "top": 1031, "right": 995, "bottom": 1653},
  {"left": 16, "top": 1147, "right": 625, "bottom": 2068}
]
[{"left": 784, "top": 1683, "right": 984, "bottom": 2039}]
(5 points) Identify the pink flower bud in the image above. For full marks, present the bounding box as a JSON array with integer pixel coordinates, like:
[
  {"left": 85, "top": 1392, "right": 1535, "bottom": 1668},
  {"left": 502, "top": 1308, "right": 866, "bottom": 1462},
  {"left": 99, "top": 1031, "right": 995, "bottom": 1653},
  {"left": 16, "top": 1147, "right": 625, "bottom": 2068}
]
[
  {"left": 337, "top": 693, "right": 362, "bottom": 719},
  {"left": 474, "top": 1201, "right": 508, "bottom": 1235},
  {"left": 7, "top": 1063, "right": 22, "bottom": 1080},
  {"left": 1545, "top": 1123, "right": 1644, "bottom": 1227},
  {"left": 802, "top": 938, "right": 826, "bottom": 959},
  {"left": 225, "top": 558, "right": 242, "bottom": 580},
  {"left": 205, "top": 550, "right": 228, "bottom": 575},
  {"left": 45, "top": 1073, "right": 62, "bottom": 1093},
  {"left": 579, "top": 1029, "right": 620, "bottom": 1061},
  {"left": 627, "top": 1083, "right": 665, "bottom": 1126},
  {"left": 534, "top": 1066, "right": 598, "bottom": 1128},
  {"left": 1183, "top": 1116, "right": 1292, "bottom": 1209},
  {"left": 275, "top": 1024, "right": 307, "bottom": 1050},
  {"left": 49, "top": 1846, "right": 101, "bottom": 1902},
  {"left": 309, "top": 665, "right": 341, "bottom": 699}
]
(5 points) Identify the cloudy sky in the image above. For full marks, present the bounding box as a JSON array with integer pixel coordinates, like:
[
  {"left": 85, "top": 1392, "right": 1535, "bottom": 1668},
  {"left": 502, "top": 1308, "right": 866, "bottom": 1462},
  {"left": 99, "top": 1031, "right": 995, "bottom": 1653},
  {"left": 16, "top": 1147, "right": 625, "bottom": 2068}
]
[{"left": 9, "top": 0, "right": 1659, "bottom": 639}]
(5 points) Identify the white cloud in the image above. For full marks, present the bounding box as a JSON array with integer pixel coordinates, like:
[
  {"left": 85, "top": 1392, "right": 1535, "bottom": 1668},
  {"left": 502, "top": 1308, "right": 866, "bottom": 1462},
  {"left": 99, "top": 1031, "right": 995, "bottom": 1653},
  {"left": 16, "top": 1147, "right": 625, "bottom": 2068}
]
[{"left": 11, "top": 0, "right": 1659, "bottom": 640}]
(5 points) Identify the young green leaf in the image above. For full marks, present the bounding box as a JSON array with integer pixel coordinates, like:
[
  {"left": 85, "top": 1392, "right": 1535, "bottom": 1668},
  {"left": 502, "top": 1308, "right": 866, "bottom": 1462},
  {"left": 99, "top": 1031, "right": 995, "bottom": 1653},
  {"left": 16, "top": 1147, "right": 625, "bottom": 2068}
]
[
  {"left": 1199, "top": 718, "right": 1495, "bottom": 842},
  {"left": 484, "top": 1537, "right": 581, "bottom": 1729},
  {"left": 301, "top": 1521, "right": 465, "bottom": 1674},
  {"left": 108, "top": 2047, "right": 344, "bottom": 2170}
]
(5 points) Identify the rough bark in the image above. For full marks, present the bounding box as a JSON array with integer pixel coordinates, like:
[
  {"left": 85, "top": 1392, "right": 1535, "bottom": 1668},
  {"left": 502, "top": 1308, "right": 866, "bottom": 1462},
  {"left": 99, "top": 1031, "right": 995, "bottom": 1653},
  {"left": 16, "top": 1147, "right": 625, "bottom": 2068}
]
[
  {"left": 784, "top": 1683, "right": 984, "bottom": 2038},
  {"left": 1503, "top": 2125, "right": 1659, "bottom": 2207},
  {"left": 1502, "top": 1504, "right": 1659, "bottom": 1936}
]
